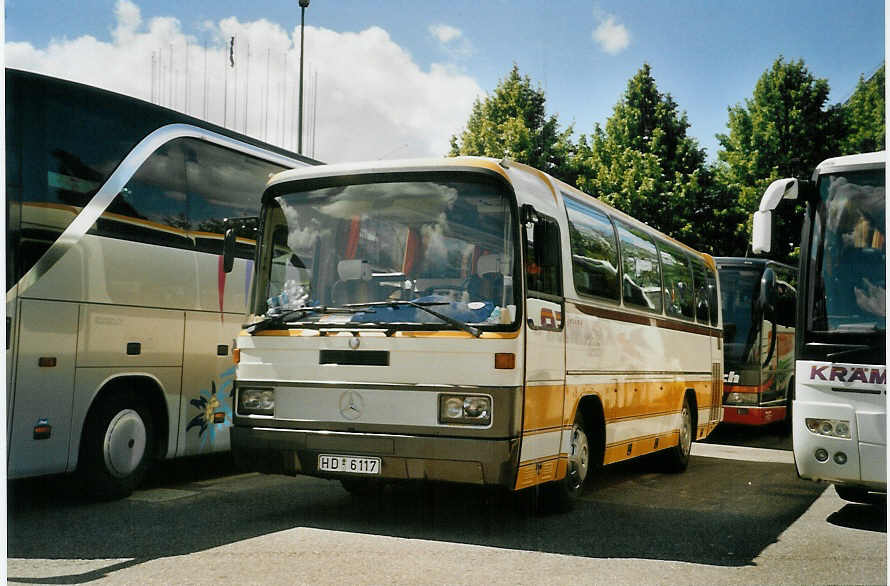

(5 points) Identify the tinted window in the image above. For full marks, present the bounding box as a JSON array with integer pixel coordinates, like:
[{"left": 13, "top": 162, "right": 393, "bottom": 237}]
[
  {"left": 774, "top": 265, "right": 798, "bottom": 328},
  {"left": 708, "top": 266, "right": 720, "bottom": 327},
  {"left": 690, "top": 258, "right": 710, "bottom": 323},
  {"left": 185, "top": 139, "right": 287, "bottom": 257},
  {"left": 616, "top": 222, "right": 662, "bottom": 312},
  {"left": 525, "top": 215, "right": 562, "bottom": 297},
  {"left": 91, "top": 140, "right": 191, "bottom": 249},
  {"left": 7, "top": 71, "right": 169, "bottom": 285},
  {"left": 563, "top": 195, "right": 619, "bottom": 301},
  {"left": 659, "top": 243, "right": 694, "bottom": 319}
]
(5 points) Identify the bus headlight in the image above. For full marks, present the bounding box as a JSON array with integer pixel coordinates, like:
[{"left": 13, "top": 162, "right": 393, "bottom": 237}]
[
  {"left": 805, "top": 418, "right": 851, "bottom": 439},
  {"left": 239, "top": 387, "right": 275, "bottom": 416},
  {"left": 724, "top": 392, "right": 758, "bottom": 405},
  {"left": 439, "top": 394, "right": 491, "bottom": 425}
]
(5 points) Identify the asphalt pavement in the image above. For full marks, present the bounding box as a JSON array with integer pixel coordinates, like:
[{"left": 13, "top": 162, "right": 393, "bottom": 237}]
[{"left": 5, "top": 427, "right": 886, "bottom": 585}]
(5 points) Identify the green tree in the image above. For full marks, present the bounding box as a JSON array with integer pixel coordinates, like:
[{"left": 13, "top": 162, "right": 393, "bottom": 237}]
[
  {"left": 449, "top": 64, "right": 575, "bottom": 182},
  {"left": 841, "top": 64, "right": 885, "bottom": 154},
  {"left": 715, "top": 57, "right": 839, "bottom": 262},
  {"left": 573, "top": 64, "right": 715, "bottom": 249}
]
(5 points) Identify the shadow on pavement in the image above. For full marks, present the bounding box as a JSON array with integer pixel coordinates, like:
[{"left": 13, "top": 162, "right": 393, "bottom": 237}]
[
  {"left": 703, "top": 422, "right": 792, "bottom": 450},
  {"left": 827, "top": 502, "right": 887, "bottom": 533},
  {"left": 8, "top": 449, "right": 825, "bottom": 574}
]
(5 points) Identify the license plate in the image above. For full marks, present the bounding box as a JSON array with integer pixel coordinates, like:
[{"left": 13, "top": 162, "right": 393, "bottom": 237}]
[{"left": 317, "top": 454, "right": 381, "bottom": 475}]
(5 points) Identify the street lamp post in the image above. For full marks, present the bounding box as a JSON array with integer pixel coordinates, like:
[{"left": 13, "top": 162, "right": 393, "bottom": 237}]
[{"left": 298, "top": 0, "right": 309, "bottom": 155}]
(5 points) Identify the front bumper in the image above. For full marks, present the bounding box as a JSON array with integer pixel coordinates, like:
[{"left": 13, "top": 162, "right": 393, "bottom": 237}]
[
  {"left": 232, "top": 426, "right": 520, "bottom": 488},
  {"left": 722, "top": 405, "right": 787, "bottom": 426}
]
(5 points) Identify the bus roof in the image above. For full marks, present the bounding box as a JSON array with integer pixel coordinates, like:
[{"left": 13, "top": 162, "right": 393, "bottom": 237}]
[
  {"left": 814, "top": 151, "right": 886, "bottom": 178},
  {"left": 7, "top": 68, "right": 322, "bottom": 167},
  {"left": 266, "top": 156, "right": 510, "bottom": 187}
]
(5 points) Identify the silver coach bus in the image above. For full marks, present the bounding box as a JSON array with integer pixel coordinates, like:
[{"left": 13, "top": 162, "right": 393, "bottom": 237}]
[{"left": 6, "top": 69, "right": 318, "bottom": 498}]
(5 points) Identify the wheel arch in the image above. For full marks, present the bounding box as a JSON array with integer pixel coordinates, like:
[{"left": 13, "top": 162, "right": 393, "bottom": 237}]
[
  {"left": 72, "top": 373, "right": 171, "bottom": 471},
  {"left": 684, "top": 387, "right": 699, "bottom": 438},
  {"left": 575, "top": 393, "right": 606, "bottom": 468}
]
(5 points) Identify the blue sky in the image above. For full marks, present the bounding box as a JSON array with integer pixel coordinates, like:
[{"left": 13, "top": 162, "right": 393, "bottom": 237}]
[{"left": 5, "top": 1, "right": 885, "bottom": 163}]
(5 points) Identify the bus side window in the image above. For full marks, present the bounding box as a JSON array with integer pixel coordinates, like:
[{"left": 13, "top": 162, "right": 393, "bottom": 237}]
[
  {"left": 92, "top": 140, "right": 192, "bottom": 250},
  {"left": 184, "top": 138, "right": 287, "bottom": 258},
  {"left": 562, "top": 194, "right": 620, "bottom": 302},
  {"left": 708, "top": 267, "right": 720, "bottom": 326},
  {"left": 691, "top": 258, "right": 710, "bottom": 324},
  {"left": 659, "top": 242, "right": 694, "bottom": 319},
  {"left": 524, "top": 214, "right": 562, "bottom": 298},
  {"left": 615, "top": 221, "right": 662, "bottom": 313}
]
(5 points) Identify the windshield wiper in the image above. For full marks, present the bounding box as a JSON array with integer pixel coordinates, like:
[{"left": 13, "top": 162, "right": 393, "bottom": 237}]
[
  {"left": 826, "top": 344, "right": 877, "bottom": 361},
  {"left": 345, "top": 300, "right": 482, "bottom": 337},
  {"left": 246, "top": 305, "right": 365, "bottom": 335}
]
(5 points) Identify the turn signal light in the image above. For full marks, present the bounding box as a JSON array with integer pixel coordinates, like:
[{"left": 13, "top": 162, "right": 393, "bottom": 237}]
[
  {"left": 495, "top": 353, "right": 515, "bottom": 369},
  {"left": 233, "top": 348, "right": 241, "bottom": 364}
]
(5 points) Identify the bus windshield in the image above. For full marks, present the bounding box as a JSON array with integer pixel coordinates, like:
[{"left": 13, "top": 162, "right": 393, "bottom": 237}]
[
  {"left": 809, "top": 169, "right": 886, "bottom": 335},
  {"left": 252, "top": 177, "right": 518, "bottom": 329},
  {"left": 719, "top": 266, "right": 763, "bottom": 365}
]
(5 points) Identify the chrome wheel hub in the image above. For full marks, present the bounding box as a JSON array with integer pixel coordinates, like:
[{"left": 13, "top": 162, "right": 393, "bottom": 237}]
[
  {"left": 679, "top": 404, "right": 692, "bottom": 456},
  {"left": 103, "top": 409, "right": 147, "bottom": 478},
  {"left": 567, "top": 424, "right": 589, "bottom": 489}
]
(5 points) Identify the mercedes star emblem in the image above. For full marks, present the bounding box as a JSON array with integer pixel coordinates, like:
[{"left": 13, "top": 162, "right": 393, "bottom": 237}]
[{"left": 339, "top": 390, "right": 364, "bottom": 420}]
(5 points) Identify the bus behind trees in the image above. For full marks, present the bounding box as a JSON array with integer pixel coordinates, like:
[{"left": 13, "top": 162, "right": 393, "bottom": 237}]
[
  {"left": 229, "top": 156, "right": 724, "bottom": 511},
  {"left": 717, "top": 258, "right": 797, "bottom": 427},
  {"left": 6, "top": 69, "right": 318, "bottom": 498},
  {"left": 753, "top": 150, "right": 885, "bottom": 503}
]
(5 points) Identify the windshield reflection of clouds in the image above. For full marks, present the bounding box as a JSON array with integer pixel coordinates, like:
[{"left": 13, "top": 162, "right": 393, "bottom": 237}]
[{"left": 261, "top": 180, "right": 516, "bottom": 328}]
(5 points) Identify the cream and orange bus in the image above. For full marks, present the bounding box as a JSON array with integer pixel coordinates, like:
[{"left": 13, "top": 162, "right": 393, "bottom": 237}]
[{"left": 229, "top": 156, "right": 723, "bottom": 509}]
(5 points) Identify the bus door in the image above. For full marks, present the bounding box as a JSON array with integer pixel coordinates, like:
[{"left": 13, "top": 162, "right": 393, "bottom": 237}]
[{"left": 518, "top": 208, "right": 566, "bottom": 488}]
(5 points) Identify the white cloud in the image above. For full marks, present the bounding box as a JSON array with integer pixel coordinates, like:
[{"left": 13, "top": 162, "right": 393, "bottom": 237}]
[
  {"left": 429, "top": 24, "right": 462, "bottom": 44},
  {"left": 428, "top": 24, "right": 473, "bottom": 59},
  {"left": 592, "top": 15, "right": 630, "bottom": 55},
  {"left": 6, "top": 0, "right": 483, "bottom": 163}
]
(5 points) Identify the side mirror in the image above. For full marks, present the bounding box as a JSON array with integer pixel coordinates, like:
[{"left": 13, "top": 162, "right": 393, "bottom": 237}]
[
  {"left": 752, "top": 178, "right": 802, "bottom": 254},
  {"left": 521, "top": 204, "right": 539, "bottom": 225},
  {"left": 752, "top": 210, "right": 772, "bottom": 254},
  {"left": 223, "top": 228, "right": 236, "bottom": 273},
  {"left": 759, "top": 267, "right": 777, "bottom": 318}
]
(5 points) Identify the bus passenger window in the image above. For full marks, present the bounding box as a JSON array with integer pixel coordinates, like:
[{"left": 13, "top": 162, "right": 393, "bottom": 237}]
[
  {"left": 562, "top": 195, "right": 620, "bottom": 301},
  {"left": 659, "top": 243, "right": 694, "bottom": 319},
  {"left": 616, "top": 222, "right": 662, "bottom": 313}
]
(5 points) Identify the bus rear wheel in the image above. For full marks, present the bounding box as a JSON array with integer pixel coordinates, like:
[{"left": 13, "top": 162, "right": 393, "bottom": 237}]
[
  {"left": 79, "top": 394, "right": 155, "bottom": 500},
  {"left": 660, "top": 395, "right": 693, "bottom": 473}
]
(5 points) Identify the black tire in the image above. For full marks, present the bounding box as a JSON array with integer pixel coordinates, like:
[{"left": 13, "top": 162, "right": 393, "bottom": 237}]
[
  {"left": 78, "top": 394, "right": 155, "bottom": 500},
  {"left": 835, "top": 484, "right": 884, "bottom": 505},
  {"left": 541, "top": 413, "right": 592, "bottom": 513},
  {"left": 661, "top": 394, "right": 693, "bottom": 473}
]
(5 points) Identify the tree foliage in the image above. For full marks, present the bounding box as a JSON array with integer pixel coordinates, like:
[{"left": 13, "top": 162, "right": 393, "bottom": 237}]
[
  {"left": 714, "top": 57, "right": 839, "bottom": 262},
  {"left": 840, "top": 65, "right": 885, "bottom": 154},
  {"left": 573, "top": 64, "right": 719, "bottom": 251},
  {"left": 449, "top": 64, "right": 575, "bottom": 182}
]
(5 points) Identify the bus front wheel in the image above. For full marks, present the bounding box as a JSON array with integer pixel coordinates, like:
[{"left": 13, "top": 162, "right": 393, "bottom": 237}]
[
  {"left": 541, "top": 413, "right": 591, "bottom": 512},
  {"left": 79, "top": 394, "right": 155, "bottom": 500}
]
